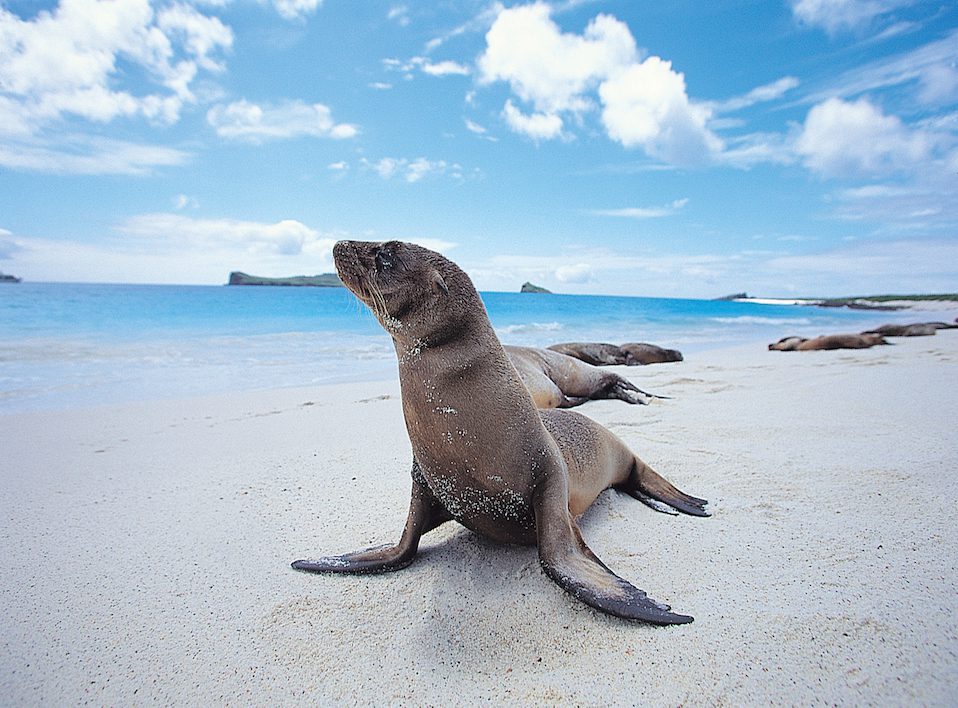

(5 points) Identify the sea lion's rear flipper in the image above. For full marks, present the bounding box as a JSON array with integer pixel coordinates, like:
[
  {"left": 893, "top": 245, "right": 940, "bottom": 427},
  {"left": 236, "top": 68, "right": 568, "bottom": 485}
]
[
  {"left": 621, "top": 457, "right": 709, "bottom": 518},
  {"left": 533, "top": 477, "right": 693, "bottom": 625},
  {"left": 604, "top": 375, "right": 669, "bottom": 404},
  {"left": 292, "top": 462, "right": 451, "bottom": 575}
]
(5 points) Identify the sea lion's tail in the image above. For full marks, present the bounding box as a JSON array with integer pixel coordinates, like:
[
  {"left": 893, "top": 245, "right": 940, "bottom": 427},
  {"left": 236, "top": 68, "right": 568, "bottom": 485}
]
[{"left": 621, "top": 457, "right": 710, "bottom": 517}]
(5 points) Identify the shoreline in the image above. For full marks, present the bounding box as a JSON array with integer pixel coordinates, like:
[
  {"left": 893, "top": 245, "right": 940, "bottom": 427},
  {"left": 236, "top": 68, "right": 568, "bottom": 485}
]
[{"left": 2, "top": 334, "right": 957, "bottom": 703}]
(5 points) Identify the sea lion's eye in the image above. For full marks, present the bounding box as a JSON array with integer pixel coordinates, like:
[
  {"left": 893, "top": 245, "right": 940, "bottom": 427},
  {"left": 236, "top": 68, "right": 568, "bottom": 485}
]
[{"left": 375, "top": 248, "right": 394, "bottom": 271}]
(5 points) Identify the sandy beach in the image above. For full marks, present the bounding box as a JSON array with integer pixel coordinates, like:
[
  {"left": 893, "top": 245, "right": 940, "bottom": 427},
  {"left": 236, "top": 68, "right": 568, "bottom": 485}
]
[{"left": 2, "top": 331, "right": 957, "bottom": 705}]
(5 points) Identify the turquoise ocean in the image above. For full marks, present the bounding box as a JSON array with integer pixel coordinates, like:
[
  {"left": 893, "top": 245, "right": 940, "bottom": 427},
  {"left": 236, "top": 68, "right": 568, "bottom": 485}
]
[{"left": 0, "top": 283, "right": 904, "bottom": 412}]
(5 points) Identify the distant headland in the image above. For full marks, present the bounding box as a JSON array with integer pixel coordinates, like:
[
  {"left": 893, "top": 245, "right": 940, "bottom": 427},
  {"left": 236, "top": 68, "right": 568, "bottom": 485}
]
[
  {"left": 0, "top": 271, "right": 22, "bottom": 283},
  {"left": 227, "top": 272, "right": 343, "bottom": 287},
  {"left": 719, "top": 292, "right": 958, "bottom": 311}
]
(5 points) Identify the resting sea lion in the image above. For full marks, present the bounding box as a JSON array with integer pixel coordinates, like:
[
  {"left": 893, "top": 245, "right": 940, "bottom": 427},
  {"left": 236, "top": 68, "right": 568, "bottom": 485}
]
[
  {"left": 504, "top": 345, "right": 662, "bottom": 408},
  {"left": 769, "top": 333, "right": 888, "bottom": 351},
  {"left": 862, "top": 322, "right": 957, "bottom": 337},
  {"left": 619, "top": 342, "right": 684, "bottom": 365},
  {"left": 292, "top": 240, "right": 708, "bottom": 624},
  {"left": 547, "top": 342, "right": 626, "bottom": 366}
]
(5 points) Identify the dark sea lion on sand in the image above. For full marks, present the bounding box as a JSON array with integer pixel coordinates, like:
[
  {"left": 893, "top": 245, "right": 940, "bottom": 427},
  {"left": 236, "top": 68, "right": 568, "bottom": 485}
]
[
  {"left": 547, "top": 342, "right": 626, "bottom": 366},
  {"left": 292, "top": 240, "right": 708, "bottom": 624},
  {"left": 619, "top": 342, "right": 684, "bottom": 365},
  {"left": 769, "top": 333, "right": 888, "bottom": 351},
  {"left": 504, "top": 345, "right": 664, "bottom": 408}
]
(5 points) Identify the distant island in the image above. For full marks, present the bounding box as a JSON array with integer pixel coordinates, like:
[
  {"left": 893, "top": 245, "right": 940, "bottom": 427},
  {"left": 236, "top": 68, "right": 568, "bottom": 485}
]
[
  {"left": 227, "top": 271, "right": 343, "bottom": 287},
  {"left": 0, "top": 271, "right": 21, "bottom": 283},
  {"left": 520, "top": 282, "right": 551, "bottom": 294}
]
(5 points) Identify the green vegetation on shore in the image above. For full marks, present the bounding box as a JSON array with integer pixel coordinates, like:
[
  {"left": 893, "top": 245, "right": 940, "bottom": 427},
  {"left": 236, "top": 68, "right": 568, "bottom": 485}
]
[{"left": 227, "top": 271, "right": 343, "bottom": 287}]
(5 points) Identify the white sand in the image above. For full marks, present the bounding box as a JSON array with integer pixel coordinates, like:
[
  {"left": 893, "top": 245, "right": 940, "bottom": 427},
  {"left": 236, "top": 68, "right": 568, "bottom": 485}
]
[{"left": 2, "top": 333, "right": 958, "bottom": 705}]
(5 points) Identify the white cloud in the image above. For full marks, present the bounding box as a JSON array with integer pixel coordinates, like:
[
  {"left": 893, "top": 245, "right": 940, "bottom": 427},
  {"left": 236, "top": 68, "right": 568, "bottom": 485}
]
[
  {"left": 327, "top": 161, "right": 348, "bottom": 171},
  {"left": 790, "top": 0, "right": 913, "bottom": 34},
  {"left": 0, "top": 0, "right": 232, "bottom": 135},
  {"left": 0, "top": 134, "right": 190, "bottom": 175},
  {"left": 174, "top": 193, "right": 199, "bottom": 210},
  {"left": 362, "top": 156, "right": 461, "bottom": 183},
  {"left": 383, "top": 56, "right": 470, "bottom": 78},
  {"left": 592, "top": 198, "right": 689, "bottom": 219},
  {"left": 713, "top": 76, "right": 800, "bottom": 112},
  {"left": 406, "top": 157, "right": 448, "bottom": 182},
  {"left": 555, "top": 262, "right": 592, "bottom": 283},
  {"left": 599, "top": 57, "right": 722, "bottom": 164},
  {"left": 801, "top": 30, "right": 958, "bottom": 108},
  {"left": 795, "top": 97, "right": 931, "bottom": 176},
  {"left": 465, "top": 119, "right": 487, "bottom": 135},
  {"left": 118, "top": 213, "right": 331, "bottom": 257},
  {"left": 387, "top": 5, "right": 410, "bottom": 26},
  {"left": 478, "top": 3, "right": 721, "bottom": 165},
  {"left": 207, "top": 100, "right": 358, "bottom": 142},
  {"left": 419, "top": 59, "right": 470, "bottom": 77},
  {"left": 5, "top": 213, "right": 346, "bottom": 283},
  {"left": 272, "top": 0, "right": 322, "bottom": 21},
  {"left": 479, "top": 3, "right": 635, "bottom": 114},
  {"left": 501, "top": 100, "right": 563, "bottom": 141}
]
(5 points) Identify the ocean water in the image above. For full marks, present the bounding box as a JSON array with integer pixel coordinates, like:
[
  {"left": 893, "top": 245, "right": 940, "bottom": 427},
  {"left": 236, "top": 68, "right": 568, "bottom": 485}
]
[{"left": 0, "top": 282, "right": 901, "bottom": 412}]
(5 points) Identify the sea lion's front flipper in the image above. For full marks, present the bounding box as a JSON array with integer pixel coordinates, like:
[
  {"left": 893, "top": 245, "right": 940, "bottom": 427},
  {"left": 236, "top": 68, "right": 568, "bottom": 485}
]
[
  {"left": 292, "top": 462, "right": 451, "bottom": 575},
  {"left": 533, "top": 474, "right": 693, "bottom": 625}
]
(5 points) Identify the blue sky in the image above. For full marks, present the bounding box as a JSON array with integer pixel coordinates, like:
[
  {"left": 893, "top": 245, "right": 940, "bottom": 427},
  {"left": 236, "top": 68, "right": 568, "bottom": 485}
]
[{"left": 1, "top": 0, "right": 956, "bottom": 297}]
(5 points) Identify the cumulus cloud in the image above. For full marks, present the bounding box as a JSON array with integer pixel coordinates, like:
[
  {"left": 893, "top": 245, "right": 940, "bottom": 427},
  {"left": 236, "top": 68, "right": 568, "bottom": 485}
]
[
  {"left": 0, "top": 0, "right": 233, "bottom": 134},
  {"left": 789, "top": 0, "right": 913, "bottom": 34},
  {"left": 477, "top": 3, "right": 721, "bottom": 164},
  {"left": 795, "top": 97, "right": 931, "bottom": 176},
  {"left": 599, "top": 58, "right": 722, "bottom": 163},
  {"left": 207, "top": 100, "right": 358, "bottom": 142},
  {"left": 592, "top": 198, "right": 689, "bottom": 219}
]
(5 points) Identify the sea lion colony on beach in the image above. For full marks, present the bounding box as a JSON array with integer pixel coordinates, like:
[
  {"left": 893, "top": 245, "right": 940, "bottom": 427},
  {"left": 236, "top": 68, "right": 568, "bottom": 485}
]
[
  {"left": 293, "top": 240, "right": 708, "bottom": 625},
  {"left": 769, "top": 321, "right": 958, "bottom": 351}
]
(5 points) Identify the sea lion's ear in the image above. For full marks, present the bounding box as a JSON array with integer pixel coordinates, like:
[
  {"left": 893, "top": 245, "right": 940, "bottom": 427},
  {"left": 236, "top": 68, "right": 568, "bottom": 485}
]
[{"left": 430, "top": 270, "right": 448, "bottom": 295}]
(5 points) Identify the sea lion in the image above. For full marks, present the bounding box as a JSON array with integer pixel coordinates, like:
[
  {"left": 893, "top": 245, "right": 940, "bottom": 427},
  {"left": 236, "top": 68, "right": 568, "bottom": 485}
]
[
  {"left": 862, "top": 322, "right": 957, "bottom": 337},
  {"left": 504, "top": 345, "right": 663, "bottom": 409},
  {"left": 547, "top": 342, "right": 626, "bottom": 366},
  {"left": 619, "top": 342, "right": 684, "bottom": 365},
  {"left": 768, "top": 333, "right": 888, "bottom": 351},
  {"left": 292, "top": 240, "right": 708, "bottom": 624}
]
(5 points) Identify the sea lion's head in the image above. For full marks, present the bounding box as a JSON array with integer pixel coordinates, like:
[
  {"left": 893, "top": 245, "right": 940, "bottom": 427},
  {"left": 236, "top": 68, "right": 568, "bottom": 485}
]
[
  {"left": 333, "top": 240, "right": 471, "bottom": 344},
  {"left": 768, "top": 336, "right": 805, "bottom": 351}
]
